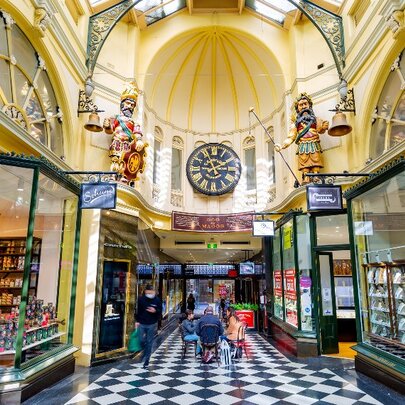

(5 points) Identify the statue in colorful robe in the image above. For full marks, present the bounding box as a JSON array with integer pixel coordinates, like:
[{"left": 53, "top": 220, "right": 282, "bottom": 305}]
[
  {"left": 275, "top": 93, "right": 329, "bottom": 184},
  {"left": 103, "top": 82, "right": 147, "bottom": 184}
]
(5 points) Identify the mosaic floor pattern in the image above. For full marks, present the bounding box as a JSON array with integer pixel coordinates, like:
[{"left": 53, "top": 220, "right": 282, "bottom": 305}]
[{"left": 65, "top": 331, "right": 385, "bottom": 405}]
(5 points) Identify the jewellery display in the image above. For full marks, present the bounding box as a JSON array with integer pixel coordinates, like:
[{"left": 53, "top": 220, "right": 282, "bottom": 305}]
[{"left": 363, "top": 262, "right": 405, "bottom": 359}]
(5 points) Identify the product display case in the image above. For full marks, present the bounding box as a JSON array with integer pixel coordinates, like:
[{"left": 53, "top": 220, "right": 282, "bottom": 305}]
[
  {"left": 0, "top": 238, "right": 41, "bottom": 311},
  {"left": 362, "top": 262, "right": 405, "bottom": 356}
]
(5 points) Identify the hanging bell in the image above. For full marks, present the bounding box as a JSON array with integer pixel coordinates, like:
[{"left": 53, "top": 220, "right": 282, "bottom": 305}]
[
  {"left": 328, "top": 111, "right": 352, "bottom": 136},
  {"left": 84, "top": 112, "right": 103, "bottom": 132}
]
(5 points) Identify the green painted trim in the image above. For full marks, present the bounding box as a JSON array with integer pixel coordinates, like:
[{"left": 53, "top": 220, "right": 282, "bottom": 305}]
[
  {"left": 344, "top": 156, "right": 404, "bottom": 200},
  {"left": 20, "top": 345, "right": 78, "bottom": 377},
  {"left": 347, "top": 199, "right": 363, "bottom": 343},
  {"left": 276, "top": 209, "right": 303, "bottom": 228},
  {"left": 68, "top": 208, "right": 82, "bottom": 342},
  {"left": 309, "top": 214, "right": 321, "bottom": 354},
  {"left": 313, "top": 244, "right": 350, "bottom": 251},
  {"left": 0, "top": 152, "right": 80, "bottom": 193},
  {"left": 14, "top": 167, "right": 39, "bottom": 368},
  {"left": 292, "top": 216, "right": 302, "bottom": 331},
  {"left": 353, "top": 343, "right": 405, "bottom": 374}
]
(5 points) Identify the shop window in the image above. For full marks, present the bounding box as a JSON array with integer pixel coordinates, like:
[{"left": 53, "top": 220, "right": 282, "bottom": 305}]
[
  {"left": 22, "top": 174, "right": 78, "bottom": 364},
  {"left": 272, "top": 228, "right": 283, "bottom": 320},
  {"left": 296, "top": 215, "right": 314, "bottom": 332},
  {"left": 282, "top": 220, "right": 297, "bottom": 328},
  {"left": 316, "top": 214, "right": 349, "bottom": 246},
  {"left": 370, "top": 50, "right": 405, "bottom": 160},
  {"left": 351, "top": 170, "right": 405, "bottom": 355},
  {"left": 0, "top": 165, "right": 33, "bottom": 369},
  {"left": 0, "top": 165, "right": 78, "bottom": 368},
  {"left": 0, "top": 12, "right": 63, "bottom": 157}
]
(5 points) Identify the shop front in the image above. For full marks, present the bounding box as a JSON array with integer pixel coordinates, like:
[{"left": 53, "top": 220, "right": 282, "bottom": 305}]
[
  {"left": 346, "top": 157, "right": 405, "bottom": 393},
  {"left": 268, "top": 209, "right": 356, "bottom": 357},
  {"left": 0, "top": 154, "right": 80, "bottom": 402},
  {"left": 92, "top": 210, "right": 137, "bottom": 364}
]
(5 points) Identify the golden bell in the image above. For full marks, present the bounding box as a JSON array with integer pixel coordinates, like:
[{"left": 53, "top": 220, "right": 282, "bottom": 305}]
[
  {"left": 328, "top": 111, "right": 352, "bottom": 136},
  {"left": 84, "top": 112, "right": 103, "bottom": 132}
]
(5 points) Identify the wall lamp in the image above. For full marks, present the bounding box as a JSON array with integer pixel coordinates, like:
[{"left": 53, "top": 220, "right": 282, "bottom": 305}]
[
  {"left": 330, "top": 79, "right": 356, "bottom": 115},
  {"left": 328, "top": 79, "right": 356, "bottom": 137},
  {"left": 77, "top": 77, "right": 105, "bottom": 132}
]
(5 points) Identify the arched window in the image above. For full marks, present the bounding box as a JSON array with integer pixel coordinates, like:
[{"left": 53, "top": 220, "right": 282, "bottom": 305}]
[
  {"left": 243, "top": 136, "right": 256, "bottom": 190},
  {"left": 266, "top": 126, "right": 275, "bottom": 185},
  {"left": 370, "top": 50, "right": 405, "bottom": 159},
  {"left": 0, "top": 11, "right": 63, "bottom": 156},
  {"left": 153, "top": 126, "right": 163, "bottom": 184},
  {"left": 171, "top": 136, "right": 183, "bottom": 191}
]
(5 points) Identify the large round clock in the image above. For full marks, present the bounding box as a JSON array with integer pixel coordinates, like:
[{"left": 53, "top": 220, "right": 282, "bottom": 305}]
[{"left": 186, "top": 143, "right": 242, "bottom": 196}]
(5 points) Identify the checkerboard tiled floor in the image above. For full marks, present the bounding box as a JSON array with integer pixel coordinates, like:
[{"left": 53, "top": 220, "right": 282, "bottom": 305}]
[{"left": 64, "top": 331, "right": 386, "bottom": 405}]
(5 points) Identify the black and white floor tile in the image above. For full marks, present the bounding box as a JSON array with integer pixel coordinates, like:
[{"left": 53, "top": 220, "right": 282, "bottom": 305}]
[{"left": 65, "top": 332, "right": 386, "bottom": 405}]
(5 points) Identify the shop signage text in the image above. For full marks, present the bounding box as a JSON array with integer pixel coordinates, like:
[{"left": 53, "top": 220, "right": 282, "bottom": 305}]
[
  {"left": 172, "top": 211, "right": 253, "bottom": 232},
  {"left": 306, "top": 185, "right": 343, "bottom": 211},
  {"left": 80, "top": 182, "right": 117, "bottom": 209},
  {"left": 274, "top": 270, "right": 283, "bottom": 297}
]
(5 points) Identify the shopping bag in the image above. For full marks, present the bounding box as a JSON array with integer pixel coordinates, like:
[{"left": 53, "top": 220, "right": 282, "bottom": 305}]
[
  {"left": 128, "top": 328, "right": 141, "bottom": 353},
  {"left": 220, "top": 339, "right": 232, "bottom": 366}
]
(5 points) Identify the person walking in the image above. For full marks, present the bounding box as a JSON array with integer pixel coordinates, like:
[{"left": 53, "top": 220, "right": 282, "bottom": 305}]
[
  {"left": 135, "top": 284, "right": 162, "bottom": 368},
  {"left": 186, "top": 293, "right": 196, "bottom": 312}
]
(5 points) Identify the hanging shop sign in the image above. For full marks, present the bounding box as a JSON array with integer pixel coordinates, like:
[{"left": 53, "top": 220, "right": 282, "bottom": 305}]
[
  {"left": 172, "top": 211, "right": 253, "bottom": 232},
  {"left": 252, "top": 220, "right": 275, "bottom": 236},
  {"left": 306, "top": 185, "right": 343, "bottom": 211},
  {"left": 80, "top": 182, "right": 117, "bottom": 209}
]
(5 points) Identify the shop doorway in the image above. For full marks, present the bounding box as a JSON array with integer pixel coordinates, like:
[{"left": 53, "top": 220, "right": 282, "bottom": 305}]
[
  {"left": 317, "top": 250, "right": 356, "bottom": 357},
  {"left": 97, "top": 260, "right": 131, "bottom": 356}
]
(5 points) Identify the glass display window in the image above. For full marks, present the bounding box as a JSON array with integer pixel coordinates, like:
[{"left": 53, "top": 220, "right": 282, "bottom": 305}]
[
  {"left": 0, "top": 165, "right": 34, "bottom": 370},
  {"left": 297, "top": 215, "right": 314, "bottom": 332},
  {"left": 282, "top": 220, "right": 297, "bottom": 327},
  {"left": 272, "top": 228, "right": 283, "bottom": 319},
  {"left": 22, "top": 174, "right": 78, "bottom": 365},
  {"left": 351, "top": 170, "right": 405, "bottom": 359},
  {"left": 316, "top": 214, "right": 349, "bottom": 246}
]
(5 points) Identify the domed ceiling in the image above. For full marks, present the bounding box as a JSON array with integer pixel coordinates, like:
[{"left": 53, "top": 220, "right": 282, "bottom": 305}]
[{"left": 143, "top": 27, "right": 285, "bottom": 134}]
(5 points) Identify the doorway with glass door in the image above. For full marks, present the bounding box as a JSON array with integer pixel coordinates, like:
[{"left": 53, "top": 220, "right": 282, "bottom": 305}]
[
  {"left": 97, "top": 260, "right": 131, "bottom": 356},
  {"left": 317, "top": 250, "right": 356, "bottom": 358}
]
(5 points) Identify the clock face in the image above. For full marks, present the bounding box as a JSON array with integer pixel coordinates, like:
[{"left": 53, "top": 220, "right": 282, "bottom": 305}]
[{"left": 186, "top": 143, "right": 242, "bottom": 196}]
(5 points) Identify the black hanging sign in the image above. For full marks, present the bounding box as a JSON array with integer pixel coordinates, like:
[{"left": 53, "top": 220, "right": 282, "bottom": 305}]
[
  {"left": 80, "top": 182, "right": 117, "bottom": 209},
  {"left": 306, "top": 185, "right": 343, "bottom": 211}
]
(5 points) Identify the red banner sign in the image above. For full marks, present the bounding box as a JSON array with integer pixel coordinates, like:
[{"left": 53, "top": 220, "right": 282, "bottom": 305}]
[
  {"left": 172, "top": 211, "right": 253, "bottom": 232},
  {"left": 284, "top": 268, "right": 296, "bottom": 300},
  {"left": 235, "top": 310, "right": 255, "bottom": 328},
  {"left": 274, "top": 270, "right": 282, "bottom": 297}
]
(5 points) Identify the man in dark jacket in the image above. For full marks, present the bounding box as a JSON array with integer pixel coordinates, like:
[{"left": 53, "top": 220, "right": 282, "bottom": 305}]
[
  {"left": 135, "top": 284, "right": 162, "bottom": 368},
  {"left": 196, "top": 306, "right": 223, "bottom": 361}
]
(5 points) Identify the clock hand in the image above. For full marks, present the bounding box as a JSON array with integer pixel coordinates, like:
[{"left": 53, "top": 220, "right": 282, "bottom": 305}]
[{"left": 207, "top": 158, "right": 219, "bottom": 176}]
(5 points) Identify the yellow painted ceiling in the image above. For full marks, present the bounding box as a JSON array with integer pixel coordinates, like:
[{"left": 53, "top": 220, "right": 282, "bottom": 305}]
[{"left": 143, "top": 26, "right": 284, "bottom": 134}]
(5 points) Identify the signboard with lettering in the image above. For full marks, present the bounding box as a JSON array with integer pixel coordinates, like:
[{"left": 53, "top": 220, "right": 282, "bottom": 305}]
[
  {"left": 235, "top": 310, "right": 255, "bottom": 328},
  {"left": 284, "top": 268, "right": 296, "bottom": 300},
  {"left": 273, "top": 270, "right": 282, "bottom": 297},
  {"left": 172, "top": 211, "right": 253, "bottom": 232},
  {"left": 80, "top": 183, "right": 117, "bottom": 209},
  {"left": 306, "top": 185, "right": 343, "bottom": 211}
]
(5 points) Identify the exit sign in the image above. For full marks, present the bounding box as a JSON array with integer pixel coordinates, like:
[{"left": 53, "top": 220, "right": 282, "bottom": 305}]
[{"left": 207, "top": 243, "right": 217, "bottom": 249}]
